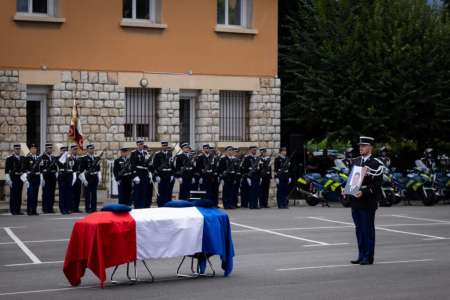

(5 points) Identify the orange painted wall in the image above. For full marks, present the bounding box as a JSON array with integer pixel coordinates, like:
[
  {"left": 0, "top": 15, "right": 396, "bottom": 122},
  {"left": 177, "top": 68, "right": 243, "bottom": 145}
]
[{"left": 0, "top": 0, "right": 278, "bottom": 77}]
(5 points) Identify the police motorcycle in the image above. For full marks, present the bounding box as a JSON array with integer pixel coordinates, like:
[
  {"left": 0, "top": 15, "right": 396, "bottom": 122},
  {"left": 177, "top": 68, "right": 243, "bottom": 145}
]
[
  {"left": 296, "top": 158, "right": 350, "bottom": 207},
  {"left": 393, "top": 160, "right": 437, "bottom": 206},
  {"left": 434, "top": 154, "right": 450, "bottom": 204}
]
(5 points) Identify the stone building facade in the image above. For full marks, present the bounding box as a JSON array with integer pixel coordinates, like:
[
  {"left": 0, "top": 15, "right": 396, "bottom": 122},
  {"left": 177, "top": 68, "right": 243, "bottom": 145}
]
[{"left": 0, "top": 69, "right": 280, "bottom": 174}]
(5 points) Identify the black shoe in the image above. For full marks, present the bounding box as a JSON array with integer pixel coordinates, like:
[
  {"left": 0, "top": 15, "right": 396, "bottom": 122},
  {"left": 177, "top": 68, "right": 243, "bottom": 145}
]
[
  {"left": 360, "top": 260, "right": 370, "bottom": 265},
  {"left": 351, "top": 259, "right": 361, "bottom": 264},
  {"left": 369, "top": 257, "right": 374, "bottom": 265},
  {"left": 17, "top": 212, "right": 24, "bottom": 215}
]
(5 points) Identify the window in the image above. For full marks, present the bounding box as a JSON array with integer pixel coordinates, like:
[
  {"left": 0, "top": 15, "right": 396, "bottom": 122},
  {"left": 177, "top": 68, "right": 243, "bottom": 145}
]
[
  {"left": 125, "top": 88, "right": 158, "bottom": 141},
  {"left": 217, "top": 0, "right": 252, "bottom": 27},
  {"left": 16, "top": 0, "right": 57, "bottom": 16},
  {"left": 219, "top": 91, "right": 249, "bottom": 141},
  {"left": 123, "top": 0, "right": 161, "bottom": 23}
]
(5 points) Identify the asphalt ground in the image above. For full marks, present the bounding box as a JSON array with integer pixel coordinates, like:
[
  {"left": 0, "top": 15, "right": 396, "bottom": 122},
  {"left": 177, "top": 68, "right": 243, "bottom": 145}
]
[{"left": 0, "top": 205, "right": 449, "bottom": 300}]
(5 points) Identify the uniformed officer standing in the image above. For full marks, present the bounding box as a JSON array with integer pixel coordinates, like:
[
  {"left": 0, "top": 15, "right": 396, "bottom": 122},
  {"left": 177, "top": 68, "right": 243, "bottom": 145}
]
[
  {"left": 130, "top": 140, "right": 152, "bottom": 208},
  {"left": 349, "top": 136, "right": 383, "bottom": 265},
  {"left": 258, "top": 148, "right": 272, "bottom": 208},
  {"left": 57, "top": 146, "right": 76, "bottom": 214},
  {"left": 210, "top": 147, "right": 221, "bottom": 206},
  {"left": 70, "top": 145, "right": 82, "bottom": 213},
  {"left": 196, "top": 144, "right": 218, "bottom": 206},
  {"left": 175, "top": 143, "right": 195, "bottom": 200},
  {"left": 153, "top": 142, "right": 174, "bottom": 207},
  {"left": 21, "top": 144, "right": 41, "bottom": 215},
  {"left": 5, "top": 144, "right": 25, "bottom": 215},
  {"left": 41, "top": 143, "right": 58, "bottom": 213},
  {"left": 113, "top": 147, "right": 133, "bottom": 206},
  {"left": 218, "top": 146, "right": 235, "bottom": 209},
  {"left": 231, "top": 148, "right": 242, "bottom": 208},
  {"left": 241, "top": 146, "right": 261, "bottom": 209},
  {"left": 80, "top": 144, "right": 101, "bottom": 213},
  {"left": 274, "top": 147, "right": 291, "bottom": 209}
]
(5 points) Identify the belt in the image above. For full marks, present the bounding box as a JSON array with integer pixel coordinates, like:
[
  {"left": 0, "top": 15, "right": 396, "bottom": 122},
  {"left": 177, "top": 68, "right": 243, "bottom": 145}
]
[
  {"left": 136, "top": 166, "right": 147, "bottom": 169},
  {"left": 162, "top": 168, "right": 172, "bottom": 171},
  {"left": 122, "top": 172, "right": 132, "bottom": 176}
]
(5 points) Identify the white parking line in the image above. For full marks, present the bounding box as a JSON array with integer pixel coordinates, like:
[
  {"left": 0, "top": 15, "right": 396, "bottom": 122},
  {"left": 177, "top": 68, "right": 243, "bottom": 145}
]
[
  {"left": 388, "top": 215, "right": 450, "bottom": 224},
  {"left": 5, "top": 260, "right": 63, "bottom": 267},
  {"left": 0, "top": 285, "right": 97, "bottom": 297},
  {"left": 308, "top": 217, "right": 449, "bottom": 240},
  {"left": 3, "top": 228, "right": 41, "bottom": 264},
  {"left": 231, "top": 222, "right": 331, "bottom": 245},
  {"left": 0, "top": 238, "right": 69, "bottom": 245},
  {"left": 276, "top": 258, "right": 433, "bottom": 271}
]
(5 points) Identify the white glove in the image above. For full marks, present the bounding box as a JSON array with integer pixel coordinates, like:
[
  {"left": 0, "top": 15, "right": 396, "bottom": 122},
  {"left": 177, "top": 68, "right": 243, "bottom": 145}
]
[
  {"left": 260, "top": 178, "right": 263, "bottom": 185},
  {"left": 247, "top": 178, "right": 251, "bottom": 186},
  {"left": 275, "top": 178, "right": 280, "bottom": 185},
  {"left": 199, "top": 178, "right": 203, "bottom": 185},
  {"left": 288, "top": 178, "right": 292, "bottom": 184},
  {"left": 133, "top": 176, "right": 141, "bottom": 185},
  {"left": 40, "top": 174, "right": 45, "bottom": 187},
  {"left": 5, "top": 174, "right": 12, "bottom": 187},
  {"left": 24, "top": 181, "right": 30, "bottom": 189},
  {"left": 155, "top": 176, "right": 161, "bottom": 183},
  {"left": 170, "top": 176, "right": 174, "bottom": 182},
  {"left": 97, "top": 172, "right": 102, "bottom": 182},
  {"left": 79, "top": 172, "right": 88, "bottom": 187},
  {"left": 117, "top": 180, "right": 121, "bottom": 185},
  {"left": 55, "top": 172, "right": 59, "bottom": 178},
  {"left": 72, "top": 173, "right": 77, "bottom": 186},
  {"left": 220, "top": 179, "right": 224, "bottom": 187},
  {"left": 192, "top": 178, "right": 196, "bottom": 184},
  {"left": 20, "top": 173, "right": 28, "bottom": 183},
  {"left": 178, "top": 177, "right": 183, "bottom": 185}
]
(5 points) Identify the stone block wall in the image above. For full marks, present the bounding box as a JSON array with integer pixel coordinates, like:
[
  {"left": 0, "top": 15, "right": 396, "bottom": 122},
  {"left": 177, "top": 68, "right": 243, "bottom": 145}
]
[
  {"left": 196, "top": 89, "right": 220, "bottom": 147},
  {"left": 249, "top": 78, "right": 281, "bottom": 151},
  {"left": 157, "top": 88, "right": 180, "bottom": 142},
  {"left": 48, "top": 71, "right": 126, "bottom": 159},
  {"left": 0, "top": 70, "right": 27, "bottom": 170}
]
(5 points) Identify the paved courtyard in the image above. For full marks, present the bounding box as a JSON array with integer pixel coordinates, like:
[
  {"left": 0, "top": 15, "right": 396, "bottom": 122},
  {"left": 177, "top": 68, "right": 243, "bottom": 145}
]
[{"left": 0, "top": 205, "right": 449, "bottom": 299}]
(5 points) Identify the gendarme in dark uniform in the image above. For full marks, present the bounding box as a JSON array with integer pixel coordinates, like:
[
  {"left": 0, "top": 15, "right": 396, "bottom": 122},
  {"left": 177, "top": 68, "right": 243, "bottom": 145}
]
[
  {"left": 274, "top": 147, "right": 291, "bottom": 209},
  {"left": 57, "top": 146, "right": 76, "bottom": 214},
  {"left": 153, "top": 142, "right": 174, "bottom": 207},
  {"left": 113, "top": 147, "right": 133, "bottom": 206},
  {"left": 80, "top": 144, "right": 101, "bottom": 213},
  {"left": 130, "top": 140, "right": 152, "bottom": 208},
  {"left": 22, "top": 144, "right": 42, "bottom": 215},
  {"left": 258, "top": 148, "right": 272, "bottom": 208},
  {"left": 5, "top": 144, "right": 25, "bottom": 215},
  {"left": 196, "top": 144, "right": 218, "bottom": 207},
  {"left": 70, "top": 145, "right": 83, "bottom": 213},
  {"left": 241, "top": 146, "right": 261, "bottom": 209},
  {"left": 41, "top": 143, "right": 58, "bottom": 213},
  {"left": 174, "top": 143, "right": 195, "bottom": 200},
  {"left": 349, "top": 136, "right": 383, "bottom": 265},
  {"left": 218, "top": 146, "right": 235, "bottom": 209}
]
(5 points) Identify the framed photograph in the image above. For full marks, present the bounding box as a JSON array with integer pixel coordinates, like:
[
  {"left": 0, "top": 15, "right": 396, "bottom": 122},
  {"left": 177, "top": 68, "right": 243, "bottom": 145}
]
[{"left": 344, "top": 166, "right": 366, "bottom": 196}]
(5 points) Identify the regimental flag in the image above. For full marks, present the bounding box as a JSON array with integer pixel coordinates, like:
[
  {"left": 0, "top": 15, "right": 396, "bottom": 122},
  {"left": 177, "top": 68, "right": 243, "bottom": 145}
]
[{"left": 68, "top": 99, "right": 84, "bottom": 150}]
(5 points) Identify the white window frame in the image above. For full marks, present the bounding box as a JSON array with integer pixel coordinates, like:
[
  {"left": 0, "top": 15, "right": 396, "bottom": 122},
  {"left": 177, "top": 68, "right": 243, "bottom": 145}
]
[
  {"left": 218, "top": 0, "right": 249, "bottom": 28},
  {"left": 124, "top": 0, "right": 157, "bottom": 22},
  {"left": 16, "top": 0, "right": 56, "bottom": 17}
]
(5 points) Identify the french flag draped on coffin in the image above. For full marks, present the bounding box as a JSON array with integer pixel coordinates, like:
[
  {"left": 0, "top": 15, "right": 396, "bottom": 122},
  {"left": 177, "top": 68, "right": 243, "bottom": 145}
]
[{"left": 63, "top": 207, "right": 234, "bottom": 287}]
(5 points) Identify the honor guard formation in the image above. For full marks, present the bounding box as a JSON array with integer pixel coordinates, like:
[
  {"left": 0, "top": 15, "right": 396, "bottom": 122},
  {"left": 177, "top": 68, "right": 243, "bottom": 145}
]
[{"left": 4, "top": 140, "right": 294, "bottom": 215}]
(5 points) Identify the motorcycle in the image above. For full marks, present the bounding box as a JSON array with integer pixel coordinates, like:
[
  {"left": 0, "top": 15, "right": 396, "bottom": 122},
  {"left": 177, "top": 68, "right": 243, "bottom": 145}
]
[
  {"left": 395, "top": 160, "right": 437, "bottom": 206},
  {"left": 296, "top": 159, "right": 350, "bottom": 207}
]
